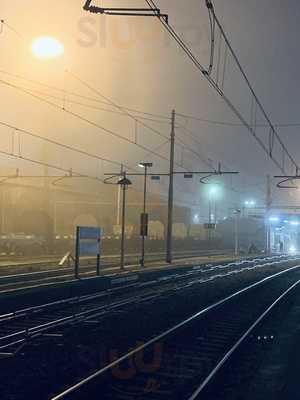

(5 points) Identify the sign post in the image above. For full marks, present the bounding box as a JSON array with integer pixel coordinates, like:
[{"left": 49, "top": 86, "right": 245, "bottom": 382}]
[{"left": 75, "top": 226, "right": 101, "bottom": 278}]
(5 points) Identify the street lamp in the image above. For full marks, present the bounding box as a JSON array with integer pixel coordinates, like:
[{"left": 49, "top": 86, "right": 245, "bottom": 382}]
[
  {"left": 117, "top": 173, "right": 132, "bottom": 270},
  {"left": 31, "top": 36, "right": 64, "bottom": 60},
  {"left": 208, "top": 185, "right": 220, "bottom": 223},
  {"left": 244, "top": 200, "right": 256, "bottom": 207},
  {"left": 243, "top": 199, "right": 256, "bottom": 217},
  {"left": 138, "top": 162, "right": 153, "bottom": 267},
  {"left": 207, "top": 185, "right": 220, "bottom": 243}
]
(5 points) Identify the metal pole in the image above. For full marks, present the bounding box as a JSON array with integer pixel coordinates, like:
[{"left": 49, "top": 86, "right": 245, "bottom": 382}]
[
  {"left": 75, "top": 226, "right": 80, "bottom": 279},
  {"left": 120, "top": 175, "right": 126, "bottom": 271},
  {"left": 214, "top": 200, "right": 217, "bottom": 223},
  {"left": 234, "top": 210, "right": 240, "bottom": 257},
  {"left": 1, "top": 188, "right": 5, "bottom": 233},
  {"left": 166, "top": 109, "right": 175, "bottom": 264},
  {"left": 140, "top": 166, "right": 147, "bottom": 267},
  {"left": 208, "top": 198, "right": 212, "bottom": 242},
  {"left": 265, "top": 175, "right": 272, "bottom": 255},
  {"left": 96, "top": 253, "right": 100, "bottom": 276},
  {"left": 116, "top": 164, "right": 124, "bottom": 225}
]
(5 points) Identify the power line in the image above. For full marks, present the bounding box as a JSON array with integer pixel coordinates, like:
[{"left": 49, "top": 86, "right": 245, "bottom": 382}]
[
  {"left": 175, "top": 124, "right": 216, "bottom": 169},
  {"left": 0, "top": 78, "right": 240, "bottom": 189},
  {"left": 176, "top": 122, "right": 248, "bottom": 173},
  {"left": 66, "top": 70, "right": 171, "bottom": 142},
  {"left": 0, "top": 120, "right": 134, "bottom": 171},
  {"left": 5, "top": 70, "right": 296, "bottom": 130},
  {"left": 177, "top": 112, "right": 300, "bottom": 129},
  {"left": 1, "top": 77, "right": 213, "bottom": 177},
  {"left": 0, "top": 77, "right": 173, "bottom": 165},
  {"left": 144, "top": 0, "right": 299, "bottom": 175},
  {"left": 0, "top": 147, "right": 102, "bottom": 182},
  {"left": 0, "top": 19, "right": 22, "bottom": 37},
  {"left": 67, "top": 71, "right": 216, "bottom": 170},
  {"left": 0, "top": 69, "right": 171, "bottom": 122},
  {"left": 6, "top": 83, "right": 172, "bottom": 125},
  {"left": 1, "top": 71, "right": 213, "bottom": 168},
  {"left": 0, "top": 72, "right": 237, "bottom": 172}
]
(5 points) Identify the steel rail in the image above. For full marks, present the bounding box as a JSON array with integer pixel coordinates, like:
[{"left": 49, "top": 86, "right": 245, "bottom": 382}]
[
  {"left": 50, "top": 260, "right": 300, "bottom": 400},
  {"left": 0, "top": 257, "right": 291, "bottom": 354},
  {"left": 0, "top": 255, "right": 283, "bottom": 324},
  {"left": 188, "top": 276, "right": 300, "bottom": 399}
]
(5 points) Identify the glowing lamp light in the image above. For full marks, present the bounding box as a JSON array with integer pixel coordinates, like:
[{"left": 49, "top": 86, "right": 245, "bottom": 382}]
[
  {"left": 31, "top": 36, "right": 64, "bottom": 60},
  {"left": 208, "top": 185, "right": 220, "bottom": 198},
  {"left": 245, "top": 200, "right": 256, "bottom": 208},
  {"left": 193, "top": 214, "right": 200, "bottom": 224},
  {"left": 290, "top": 221, "right": 299, "bottom": 226},
  {"left": 289, "top": 245, "right": 297, "bottom": 254},
  {"left": 269, "top": 216, "right": 280, "bottom": 223}
]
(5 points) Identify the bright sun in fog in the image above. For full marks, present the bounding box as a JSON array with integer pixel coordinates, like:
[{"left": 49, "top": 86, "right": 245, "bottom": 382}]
[{"left": 31, "top": 36, "right": 64, "bottom": 59}]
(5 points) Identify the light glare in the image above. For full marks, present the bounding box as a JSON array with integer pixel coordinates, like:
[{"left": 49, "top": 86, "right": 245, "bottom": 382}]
[
  {"left": 193, "top": 214, "right": 200, "bottom": 224},
  {"left": 31, "top": 36, "right": 64, "bottom": 60},
  {"left": 269, "top": 216, "right": 280, "bottom": 222}
]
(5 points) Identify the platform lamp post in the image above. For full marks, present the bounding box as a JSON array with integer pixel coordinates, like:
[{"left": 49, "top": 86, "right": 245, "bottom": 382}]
[
  {"left": 118, "top": 173, "right": 132, "bottom": 271},
  {"left": 234, "top": 208, "right": 241, "bottom": 257},
  {"left": 208, "top": 185, "right": 219, "bottom": 243},
  {"left": 138, "top": 162, "right": 153, "bottom": 267}
]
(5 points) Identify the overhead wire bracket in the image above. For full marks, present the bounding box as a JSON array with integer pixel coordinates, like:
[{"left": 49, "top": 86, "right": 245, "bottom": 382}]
[
  {"left": 83, "top": 1, "right": 169, "bottom": 23},
  {"left": 274, "top": 171, "right": 300, "bottom": 189}
]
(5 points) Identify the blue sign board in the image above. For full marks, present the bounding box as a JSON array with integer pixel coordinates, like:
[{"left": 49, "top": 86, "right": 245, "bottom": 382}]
[
  {"left": 75, "top": 226, "right": 102, "bottom": 278},
  {"left": 78, "top": 227, "right": 101, "bottom": 241}
]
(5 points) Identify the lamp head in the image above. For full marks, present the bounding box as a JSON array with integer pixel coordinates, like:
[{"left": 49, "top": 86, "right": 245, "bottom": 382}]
[{"left": 138, "top": 162, "right": 153, "bottom": 168}]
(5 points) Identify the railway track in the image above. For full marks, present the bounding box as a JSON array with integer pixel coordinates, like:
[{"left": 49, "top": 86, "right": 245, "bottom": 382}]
[
  {"left": 49, "top": 258, "right": 300, "bottom": 400},
  {"left": 0, "top": 255, "right": 289, "bottom": 357},
  {"left": 0, "top": 249, "right": 231, "bottom": 291}
]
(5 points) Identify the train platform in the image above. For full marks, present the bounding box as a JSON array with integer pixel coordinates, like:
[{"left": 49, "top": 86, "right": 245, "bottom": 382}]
[
  {"left": 0, "top": 250, "right": 232, "bottom": 275},
  {"left": 0, "top": 252, "right": 261, "bottom": 313},
  {"left": 0, "top": 251, "right": 256, "bottom": 292}
]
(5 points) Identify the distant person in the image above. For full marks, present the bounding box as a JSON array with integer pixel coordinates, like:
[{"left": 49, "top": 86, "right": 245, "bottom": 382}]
[
  {"left": 248, "top": 243, "right": 258, "bottom": 254},
  {"left": 280, "top": 241, "right": 284, "bottom": 253}
]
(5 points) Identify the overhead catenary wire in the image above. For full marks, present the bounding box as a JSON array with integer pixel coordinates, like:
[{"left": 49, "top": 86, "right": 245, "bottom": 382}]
[
  {"left": 0, "top": 120, "right": 134, "bottom": 171},
  {"left": 176, "top": 121, "right": 253, "bottom": 174},
  {"left": 65, "top": 71, "right": 228, "bottom": 171},
  {"left": 0, "top": 74, "right": 216, "bottom": 173},
  {"left": 3, "top": 70, "right": 300, "bottom": 129},
  {"left": 3, "top": 83, "right": 172, "bottom": 125},
  {"left": 9, "top": 75, "right": 297, "bottom": 178},
  {"left": 144, "top": 0, "right": 299, "bottom": 175},
  {"left": 0, "top": 69, "right": 171, "bottom": 122},
  {"left": 206, "top": 3, "right": 216, "bottom": 75},
  {"left": 66, "top": 70, "right": 172, "bottom": 142},
  {"left": 175, "top": 123, "right": 217, "bottom": 169},
  {"left": 0, "top": 19, "right": 22, "bottom": 37},
  {"left": 67, "top": 71, "right": 214, "bottom": 169},
  {"left": 2, "top": 8, "right": 299, "bottom": 179},
  {"left": 176, "top": 112, "right": 300, "bottom": 129},
  {"left": 0, "top": 147, "right": 103, "bottom": 183},
  {"left": 0, "top": 77, "right": 174, "bottom": 165},
  {"left": 1, "top": 13, "right": 265, "bottom": 205}
]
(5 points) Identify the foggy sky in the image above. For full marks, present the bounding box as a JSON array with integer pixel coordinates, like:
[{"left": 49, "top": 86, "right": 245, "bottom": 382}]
[{"left": 1, "top": 0, "right": 300, "bottom": 215}]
